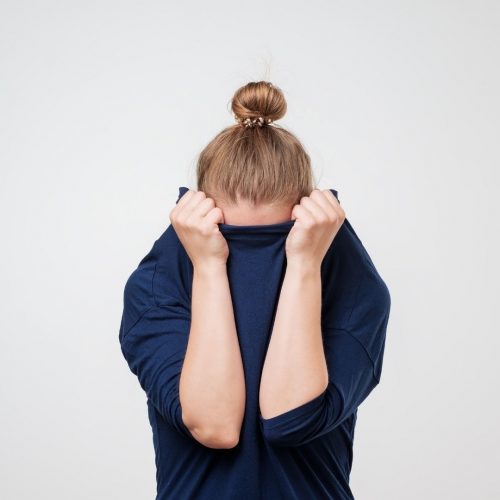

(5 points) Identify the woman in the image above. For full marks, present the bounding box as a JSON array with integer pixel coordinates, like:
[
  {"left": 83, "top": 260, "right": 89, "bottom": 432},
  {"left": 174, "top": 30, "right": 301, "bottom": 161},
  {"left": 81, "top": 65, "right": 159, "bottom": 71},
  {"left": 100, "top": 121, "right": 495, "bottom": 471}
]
[{"left": 118, "top": 81, "right": 391, "bottom": 499}]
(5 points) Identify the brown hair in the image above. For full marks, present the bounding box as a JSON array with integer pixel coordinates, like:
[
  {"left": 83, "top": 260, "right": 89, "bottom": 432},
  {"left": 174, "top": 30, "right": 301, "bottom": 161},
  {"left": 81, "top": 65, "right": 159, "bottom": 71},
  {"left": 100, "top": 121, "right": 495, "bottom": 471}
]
[{"left": 196, "top": 81, "right": 316, "bottom": 207}]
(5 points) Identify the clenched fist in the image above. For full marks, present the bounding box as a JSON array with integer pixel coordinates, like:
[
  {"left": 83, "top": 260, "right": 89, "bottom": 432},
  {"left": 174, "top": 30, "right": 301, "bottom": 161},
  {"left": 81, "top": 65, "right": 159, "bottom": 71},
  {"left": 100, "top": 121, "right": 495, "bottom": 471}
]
[
  {"left": 286, "top": 189, "right": 345, "bottom": 268},
  {"left": 169, "top": 189, "right": 229, "bottom": 268}
]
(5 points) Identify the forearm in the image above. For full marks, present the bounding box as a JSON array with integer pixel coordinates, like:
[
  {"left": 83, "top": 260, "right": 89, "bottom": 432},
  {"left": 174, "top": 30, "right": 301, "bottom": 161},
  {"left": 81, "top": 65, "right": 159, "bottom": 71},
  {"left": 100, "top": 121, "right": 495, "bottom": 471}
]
[
  {"left": 180, "top": 261, "right": 245, "bottom": 447},
  {"left": 259, "top": 260, "right": 329, "bottom": 419}
]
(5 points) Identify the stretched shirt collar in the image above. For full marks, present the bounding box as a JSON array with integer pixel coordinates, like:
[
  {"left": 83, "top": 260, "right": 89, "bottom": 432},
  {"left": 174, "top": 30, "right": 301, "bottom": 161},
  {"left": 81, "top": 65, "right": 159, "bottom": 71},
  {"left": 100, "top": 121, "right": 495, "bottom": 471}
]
[{"left": 175, "top": 186, "right": 339, "bottom": 237}]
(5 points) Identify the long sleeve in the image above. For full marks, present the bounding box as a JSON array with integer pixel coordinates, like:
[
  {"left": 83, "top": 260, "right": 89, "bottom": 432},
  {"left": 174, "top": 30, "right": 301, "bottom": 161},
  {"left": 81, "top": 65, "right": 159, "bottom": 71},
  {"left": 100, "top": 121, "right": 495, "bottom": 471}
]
[
  {"left": 259, "top": 217, "right": 391, "bottom": 447},
  {"left": 118, "top": 257, "right": 196, "bottom": 441}
]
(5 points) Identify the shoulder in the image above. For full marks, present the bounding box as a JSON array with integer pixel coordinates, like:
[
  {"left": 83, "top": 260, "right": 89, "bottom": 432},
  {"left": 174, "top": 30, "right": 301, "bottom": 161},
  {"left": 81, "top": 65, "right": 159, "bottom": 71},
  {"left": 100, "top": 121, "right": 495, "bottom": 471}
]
[
  {"left": 124, "top": 224, "right": 192, "bottom": 311},
  {"left": 321, "top": 217, "right": 391, "bottom": 329}
]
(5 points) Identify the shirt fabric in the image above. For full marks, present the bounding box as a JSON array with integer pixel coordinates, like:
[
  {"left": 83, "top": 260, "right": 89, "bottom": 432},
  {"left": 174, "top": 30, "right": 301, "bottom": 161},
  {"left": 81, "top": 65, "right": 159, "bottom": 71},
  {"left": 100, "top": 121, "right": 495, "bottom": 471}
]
[{"left": 118, "top": 185, "right": 391, "bottom": 500}]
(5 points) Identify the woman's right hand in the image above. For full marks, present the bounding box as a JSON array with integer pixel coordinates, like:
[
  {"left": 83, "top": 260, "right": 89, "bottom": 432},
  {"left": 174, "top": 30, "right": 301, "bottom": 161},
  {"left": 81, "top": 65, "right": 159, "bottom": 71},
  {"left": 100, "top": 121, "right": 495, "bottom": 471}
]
[{"left": 169, "top": 189, "right": 229, "bottom": 268}]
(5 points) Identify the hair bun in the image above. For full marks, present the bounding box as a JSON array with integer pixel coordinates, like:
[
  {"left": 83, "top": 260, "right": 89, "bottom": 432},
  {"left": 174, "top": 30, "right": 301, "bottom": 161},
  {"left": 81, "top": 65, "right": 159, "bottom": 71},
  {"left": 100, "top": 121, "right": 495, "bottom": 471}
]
[{"left": 231, "top": 81, "right": 287, "bottom": 128}]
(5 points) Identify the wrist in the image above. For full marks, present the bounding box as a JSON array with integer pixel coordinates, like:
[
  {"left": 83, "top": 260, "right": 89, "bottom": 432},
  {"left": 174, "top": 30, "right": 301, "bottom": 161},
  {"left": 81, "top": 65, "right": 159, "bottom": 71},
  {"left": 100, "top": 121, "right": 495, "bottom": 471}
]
[
  {"left": 285, "top": 257, "right": 322, "bottom": 277},
  {"left": 192, "top": 259, "right": 227, "bottom": 278}
]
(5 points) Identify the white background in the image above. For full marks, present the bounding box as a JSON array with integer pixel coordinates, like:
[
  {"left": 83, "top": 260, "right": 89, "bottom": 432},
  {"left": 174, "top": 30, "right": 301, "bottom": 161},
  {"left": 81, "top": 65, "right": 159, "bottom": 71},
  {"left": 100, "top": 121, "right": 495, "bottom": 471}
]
[{"left": 1, "top": 1, "right": 499, "bottom": 499}]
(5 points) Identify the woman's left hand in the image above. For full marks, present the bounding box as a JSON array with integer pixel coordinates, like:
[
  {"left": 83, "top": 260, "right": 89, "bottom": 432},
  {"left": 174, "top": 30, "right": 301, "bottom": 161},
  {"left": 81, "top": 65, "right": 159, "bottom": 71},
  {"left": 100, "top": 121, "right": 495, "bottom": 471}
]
[{"left": 285, "top": 189, "right": 346, "bottom": 268}]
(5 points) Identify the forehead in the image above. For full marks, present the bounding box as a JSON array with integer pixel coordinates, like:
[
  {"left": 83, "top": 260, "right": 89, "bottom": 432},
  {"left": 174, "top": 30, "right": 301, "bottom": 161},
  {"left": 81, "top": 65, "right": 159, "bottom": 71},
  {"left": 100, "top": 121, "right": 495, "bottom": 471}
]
[{"left": 213, "top": 195, "right": 293, "bottom": 226}]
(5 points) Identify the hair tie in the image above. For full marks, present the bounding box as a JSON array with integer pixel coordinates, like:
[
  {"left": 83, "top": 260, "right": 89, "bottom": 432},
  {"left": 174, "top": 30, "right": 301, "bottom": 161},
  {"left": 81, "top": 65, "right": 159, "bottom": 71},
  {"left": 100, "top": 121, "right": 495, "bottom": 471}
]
[{"left": 237, "top": 116, "right": 274, "bottom": 128}]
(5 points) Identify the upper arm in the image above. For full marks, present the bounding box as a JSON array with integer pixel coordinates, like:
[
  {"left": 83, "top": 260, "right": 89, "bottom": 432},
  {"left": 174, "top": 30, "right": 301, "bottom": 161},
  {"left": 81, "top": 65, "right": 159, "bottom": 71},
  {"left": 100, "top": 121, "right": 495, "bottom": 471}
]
[{"left": 118, "top": 261, "right": 199, "bottom": 442}]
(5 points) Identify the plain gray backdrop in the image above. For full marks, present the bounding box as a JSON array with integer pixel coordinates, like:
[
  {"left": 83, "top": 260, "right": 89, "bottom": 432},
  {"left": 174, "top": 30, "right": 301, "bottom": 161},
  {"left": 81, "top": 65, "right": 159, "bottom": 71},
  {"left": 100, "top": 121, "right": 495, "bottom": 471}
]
[{"left": 1, "top": 1, "right": 499, "bottom": 499}]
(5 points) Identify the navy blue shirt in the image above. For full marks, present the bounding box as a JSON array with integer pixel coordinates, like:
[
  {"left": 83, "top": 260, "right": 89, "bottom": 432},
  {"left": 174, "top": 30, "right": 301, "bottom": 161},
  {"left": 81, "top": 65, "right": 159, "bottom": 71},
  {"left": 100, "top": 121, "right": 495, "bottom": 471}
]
[{"left": 119, "top": 186, "right": 391, "bottom": 499}]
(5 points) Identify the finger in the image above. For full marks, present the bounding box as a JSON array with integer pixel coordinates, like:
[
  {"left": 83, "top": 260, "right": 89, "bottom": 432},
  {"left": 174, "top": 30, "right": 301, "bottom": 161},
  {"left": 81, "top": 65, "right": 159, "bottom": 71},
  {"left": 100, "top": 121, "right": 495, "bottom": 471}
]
[
  {"left": 180, "top": 190, "right": 207, "bottom": 220},
  {"left": 170, "top": 189, "right": 197, "bottom": 223},
  {"left": 299, "top": 193, "right": 330, "bottom": 223},
  {"left": 291, "top": 203, "right": 315, "bottom": 227},
  {"left": 204, "top": 206, "right": 225, "bottom": 226},
  {"left": 190, "top": 196, "right": 217, "bottom": 222},
  {"left": 191, "top": 198, "right": 224, "bottom": 228},
  {"left": 322, "top": 189, "right": 344, "bottom": 216},
  {"left": 309, "top": 189, "right": 336, "bottom": 219},
  {"left": 175, "top": 189, "right": 197, "bottom": 210},
  {"left": 316, "top": 190, "right": 344, "bottom": 222}
]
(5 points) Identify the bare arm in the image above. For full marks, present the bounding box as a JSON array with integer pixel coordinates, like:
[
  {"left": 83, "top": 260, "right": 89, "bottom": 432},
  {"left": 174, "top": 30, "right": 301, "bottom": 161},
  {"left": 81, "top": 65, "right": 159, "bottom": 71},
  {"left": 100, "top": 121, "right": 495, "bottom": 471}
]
[
  {"left": 180, "top": 260, "right": 245, "bottom": 448},
  {"left": 171, "top": 190, "right": 245, "bottom": 449},
  {"left": 259, "top": 189, "right": 345, "bottom": 419},
  {"left": 259, "top": 260, "right": 328, "bottom": 418}
]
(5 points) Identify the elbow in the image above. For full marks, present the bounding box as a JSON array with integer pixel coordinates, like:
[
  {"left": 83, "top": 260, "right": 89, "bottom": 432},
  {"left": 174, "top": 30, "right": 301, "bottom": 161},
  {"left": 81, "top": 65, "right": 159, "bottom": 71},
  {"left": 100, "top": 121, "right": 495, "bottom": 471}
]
[
  {"left": 183, "top": 409, "right": 240, "bottom": 449},
  {"left": 181, "top": 402, "right": 244, "bottom": 449},
  {"left": 188, "top": 424, "right": 240, "bottom": 449}
]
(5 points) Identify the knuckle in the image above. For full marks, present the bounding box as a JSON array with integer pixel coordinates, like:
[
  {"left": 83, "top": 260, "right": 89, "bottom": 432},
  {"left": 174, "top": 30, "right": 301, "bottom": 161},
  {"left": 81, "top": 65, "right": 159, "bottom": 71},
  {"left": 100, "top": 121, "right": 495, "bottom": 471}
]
[{"left": 317, "top": 215, "right": 329, "bottom": 225}]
